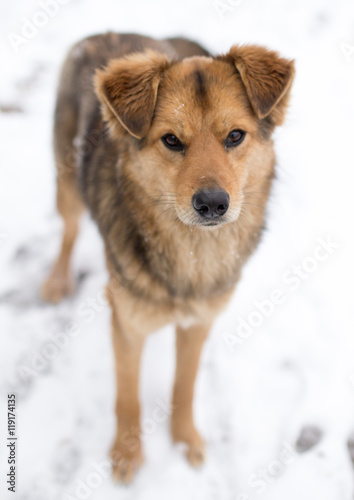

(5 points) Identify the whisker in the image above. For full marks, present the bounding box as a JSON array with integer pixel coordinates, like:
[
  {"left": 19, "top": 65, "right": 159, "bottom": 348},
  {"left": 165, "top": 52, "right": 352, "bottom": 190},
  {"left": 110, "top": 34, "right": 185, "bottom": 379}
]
[
  {"left": 243, "top": 173, "right": 272, "bottom": 191},
  {"left": 242, "top": 202, "right": 267, "bottom": 210}
]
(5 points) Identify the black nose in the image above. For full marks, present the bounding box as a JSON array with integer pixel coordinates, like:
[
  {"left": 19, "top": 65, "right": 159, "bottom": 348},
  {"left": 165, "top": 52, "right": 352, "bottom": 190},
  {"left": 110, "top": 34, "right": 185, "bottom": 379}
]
[{"left": 192, "top": 189, "right": 230, "bottom": 219}]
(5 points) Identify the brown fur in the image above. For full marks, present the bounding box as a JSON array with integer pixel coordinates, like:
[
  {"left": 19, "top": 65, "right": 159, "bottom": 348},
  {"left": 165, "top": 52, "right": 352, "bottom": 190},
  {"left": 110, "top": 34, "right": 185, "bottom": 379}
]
[{"left": 41, "top": 32, "right": 294, "bottom": 482}]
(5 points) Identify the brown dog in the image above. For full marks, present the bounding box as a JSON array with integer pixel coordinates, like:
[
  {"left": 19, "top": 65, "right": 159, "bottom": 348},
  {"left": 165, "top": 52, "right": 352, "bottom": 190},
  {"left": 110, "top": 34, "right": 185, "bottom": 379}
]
[{"left": 41, "top": 33, "right": 294, "bottom": 482}]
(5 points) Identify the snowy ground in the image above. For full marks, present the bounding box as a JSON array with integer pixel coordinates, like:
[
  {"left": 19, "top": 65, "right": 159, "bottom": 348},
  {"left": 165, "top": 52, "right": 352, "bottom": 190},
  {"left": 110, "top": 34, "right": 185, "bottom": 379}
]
[{"left": 1, "top": 0, "right": 354, "bottom": 498}]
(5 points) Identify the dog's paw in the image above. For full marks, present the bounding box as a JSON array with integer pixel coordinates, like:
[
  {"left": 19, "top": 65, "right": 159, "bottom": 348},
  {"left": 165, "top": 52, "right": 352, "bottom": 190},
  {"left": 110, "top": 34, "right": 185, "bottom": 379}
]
[
  {"left": 41, "top": 273, "right": 74, "bottom": 304},
  {"left": 186, "top": 438, "right": 205, "bottom": 467},
  {"left": 110, "top": 441, "right": 143, "bottom": 484},
  {"left": 172, "top": 423, "right": 205, "bottom": 467}
]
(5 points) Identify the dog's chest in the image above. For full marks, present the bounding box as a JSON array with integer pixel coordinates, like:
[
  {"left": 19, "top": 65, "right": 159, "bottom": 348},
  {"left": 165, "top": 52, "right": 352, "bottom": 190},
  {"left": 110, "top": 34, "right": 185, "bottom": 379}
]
[{"left": 144, "top": 226, "right": 244, "bottom": 299}]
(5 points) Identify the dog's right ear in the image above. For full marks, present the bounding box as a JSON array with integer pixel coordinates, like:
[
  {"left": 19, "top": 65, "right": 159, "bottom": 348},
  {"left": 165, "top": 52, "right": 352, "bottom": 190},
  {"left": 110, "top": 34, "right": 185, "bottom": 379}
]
[{"left": 95, "top": 51, "right": 170, "bottom": 139}]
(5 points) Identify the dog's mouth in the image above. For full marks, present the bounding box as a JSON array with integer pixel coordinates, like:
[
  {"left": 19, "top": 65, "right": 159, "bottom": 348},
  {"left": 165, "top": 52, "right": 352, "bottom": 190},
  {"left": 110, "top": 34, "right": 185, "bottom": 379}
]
[{"left": 199, "top": 219, "right": 225, "bottom": 228}]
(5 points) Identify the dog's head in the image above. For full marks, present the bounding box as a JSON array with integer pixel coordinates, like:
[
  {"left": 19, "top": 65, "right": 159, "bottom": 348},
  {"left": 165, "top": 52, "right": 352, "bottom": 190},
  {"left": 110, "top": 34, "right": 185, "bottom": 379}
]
[{"left": 95, "top": 45, "right": 294, "bottom": 228}]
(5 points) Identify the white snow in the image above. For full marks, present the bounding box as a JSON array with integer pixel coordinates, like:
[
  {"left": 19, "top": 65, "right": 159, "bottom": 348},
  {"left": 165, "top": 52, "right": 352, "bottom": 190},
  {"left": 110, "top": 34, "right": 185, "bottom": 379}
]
[{"left": 1, "top": 0, "right": 354, "bottom": 499}]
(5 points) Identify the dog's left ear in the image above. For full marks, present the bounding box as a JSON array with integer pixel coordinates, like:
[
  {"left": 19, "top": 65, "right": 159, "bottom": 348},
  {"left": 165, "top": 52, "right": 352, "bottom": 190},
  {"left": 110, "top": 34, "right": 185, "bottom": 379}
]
[
  {"left": 95, "top": 50, "right": 171, "bottom": 139},
  {"left": 222, "top": 45, "right": 295, "bottom": 124}
]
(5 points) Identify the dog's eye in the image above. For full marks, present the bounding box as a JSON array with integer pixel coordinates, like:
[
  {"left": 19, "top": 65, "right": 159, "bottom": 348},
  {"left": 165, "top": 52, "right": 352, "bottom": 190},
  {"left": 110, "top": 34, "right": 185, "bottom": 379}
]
[
  {"left": 225, "top": 129, "right": 246, "bottom": 148},
  {"left": 162, "top": 134, "right": 184, "bottom": 152}
]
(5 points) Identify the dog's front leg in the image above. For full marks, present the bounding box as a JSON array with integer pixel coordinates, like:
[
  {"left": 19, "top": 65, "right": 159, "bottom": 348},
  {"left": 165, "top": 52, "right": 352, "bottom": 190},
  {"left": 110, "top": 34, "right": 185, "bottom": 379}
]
[
  {"left": 109, "top": 294, "right": 145, "bottom": 483},
  {"left": 171, "top": 322, "right": 210, "bottom": 466}
]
